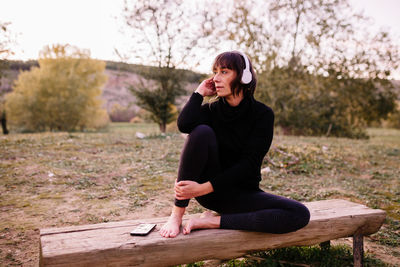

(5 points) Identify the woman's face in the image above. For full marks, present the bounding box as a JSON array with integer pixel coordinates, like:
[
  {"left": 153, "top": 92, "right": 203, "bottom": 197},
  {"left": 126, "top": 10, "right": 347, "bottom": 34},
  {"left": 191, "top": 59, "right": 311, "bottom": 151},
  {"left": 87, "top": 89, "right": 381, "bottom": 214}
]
[{"left": 212, "top": 66, "right": 237, "bottom": 98}]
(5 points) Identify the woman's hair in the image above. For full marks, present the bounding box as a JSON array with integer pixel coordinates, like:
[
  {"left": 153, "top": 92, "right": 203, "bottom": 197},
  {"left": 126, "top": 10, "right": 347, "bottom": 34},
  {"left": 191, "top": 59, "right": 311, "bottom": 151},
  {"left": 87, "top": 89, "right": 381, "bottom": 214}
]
[{"left": 212, "top": 51, "right": 257, "bottom": 97}]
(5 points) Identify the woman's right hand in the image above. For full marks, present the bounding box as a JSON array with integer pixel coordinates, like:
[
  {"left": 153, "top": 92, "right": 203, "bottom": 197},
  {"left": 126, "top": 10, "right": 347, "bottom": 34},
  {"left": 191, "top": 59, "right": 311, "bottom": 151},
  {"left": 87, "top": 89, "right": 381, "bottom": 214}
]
[
  {"left": 195, "top": 77, "right": 216, "bottom": 97},
  {"left": 174, "top": 180, "right": 214, "bottom": 200}
]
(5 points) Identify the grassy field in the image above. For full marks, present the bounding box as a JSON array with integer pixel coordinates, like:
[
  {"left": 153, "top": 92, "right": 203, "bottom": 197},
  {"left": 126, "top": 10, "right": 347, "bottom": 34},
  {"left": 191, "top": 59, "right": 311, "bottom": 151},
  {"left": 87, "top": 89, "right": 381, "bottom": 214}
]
[{"left": 0, "top": 123, "right": 399, "bottom": 266}]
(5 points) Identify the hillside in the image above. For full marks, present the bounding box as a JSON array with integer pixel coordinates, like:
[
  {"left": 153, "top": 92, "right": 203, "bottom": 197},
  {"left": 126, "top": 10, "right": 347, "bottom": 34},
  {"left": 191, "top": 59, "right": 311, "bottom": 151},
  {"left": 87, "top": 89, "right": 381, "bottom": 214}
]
[
  {"left": 2, "top": 60, "right": 398, "bottom": 122},
  {"left": 0, "top": 60, "right": 202, "bottom": 120}
]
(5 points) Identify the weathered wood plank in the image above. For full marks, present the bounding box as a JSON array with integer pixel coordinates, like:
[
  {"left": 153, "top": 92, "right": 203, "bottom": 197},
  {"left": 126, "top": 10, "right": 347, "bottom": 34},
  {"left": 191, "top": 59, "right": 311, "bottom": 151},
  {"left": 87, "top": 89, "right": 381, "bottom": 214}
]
[{"left": 39, "top": 199, "right": 386, "bottom": 267}]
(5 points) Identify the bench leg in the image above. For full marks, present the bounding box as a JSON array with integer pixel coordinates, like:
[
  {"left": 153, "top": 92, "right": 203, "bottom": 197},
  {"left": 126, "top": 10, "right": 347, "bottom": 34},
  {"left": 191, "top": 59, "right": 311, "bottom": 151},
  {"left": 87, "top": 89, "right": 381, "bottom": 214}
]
[
  {"left": 353, "top": 234, "right": 364, "bottom": 267},
  {"left": 319, "top": 240, "right": 330, "bottom": 250}
]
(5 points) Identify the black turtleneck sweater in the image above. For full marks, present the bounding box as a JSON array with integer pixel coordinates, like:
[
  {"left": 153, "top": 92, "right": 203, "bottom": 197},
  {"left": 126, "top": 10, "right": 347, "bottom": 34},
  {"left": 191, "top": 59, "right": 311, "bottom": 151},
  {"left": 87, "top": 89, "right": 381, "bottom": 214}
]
[{"left": 177, "top": 92, "right": 274, "bottom": 192}]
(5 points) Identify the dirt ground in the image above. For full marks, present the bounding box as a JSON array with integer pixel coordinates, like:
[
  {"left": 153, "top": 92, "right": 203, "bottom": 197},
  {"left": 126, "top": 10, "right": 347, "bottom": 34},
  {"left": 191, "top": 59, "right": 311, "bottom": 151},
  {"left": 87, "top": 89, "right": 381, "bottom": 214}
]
[
  {"left": 1, "top": 125, "right": 399, "bottom": 266},
  {"left": 332, "top": 238, "right": 400, "bottom": 266}
]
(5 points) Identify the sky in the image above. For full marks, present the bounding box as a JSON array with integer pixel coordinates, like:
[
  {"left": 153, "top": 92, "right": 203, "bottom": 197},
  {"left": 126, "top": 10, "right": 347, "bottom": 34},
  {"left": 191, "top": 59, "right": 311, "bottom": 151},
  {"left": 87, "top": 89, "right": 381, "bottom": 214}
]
[{"left": 1, "top": 0, "right": 400, "bottom": 75}]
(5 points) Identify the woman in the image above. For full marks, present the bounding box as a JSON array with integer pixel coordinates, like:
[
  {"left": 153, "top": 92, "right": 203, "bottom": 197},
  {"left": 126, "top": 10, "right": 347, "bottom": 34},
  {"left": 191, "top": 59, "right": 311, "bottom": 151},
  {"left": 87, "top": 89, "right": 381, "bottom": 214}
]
[{"left": 160, "top": 51, "right": 310, "bottom": 238}]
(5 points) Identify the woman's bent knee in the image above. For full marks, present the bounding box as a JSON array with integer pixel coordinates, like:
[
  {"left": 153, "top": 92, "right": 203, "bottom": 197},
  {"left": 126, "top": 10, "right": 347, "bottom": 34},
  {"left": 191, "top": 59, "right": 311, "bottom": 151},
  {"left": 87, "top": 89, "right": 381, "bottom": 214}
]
[
  {"left": 189, "top": 124, "right": 215, "bottom": 140},
  {"left": 288, "top": 203, "right": 310, "bottom": 232},
  {"left": 274, "top": 203, "right": 310, "bottom": 234},
  {"left": 184, "top": 125, "right": 217, "bottom": 150},
  {"left": 297, "top": 203, "right": 310, "bottom": 229}
]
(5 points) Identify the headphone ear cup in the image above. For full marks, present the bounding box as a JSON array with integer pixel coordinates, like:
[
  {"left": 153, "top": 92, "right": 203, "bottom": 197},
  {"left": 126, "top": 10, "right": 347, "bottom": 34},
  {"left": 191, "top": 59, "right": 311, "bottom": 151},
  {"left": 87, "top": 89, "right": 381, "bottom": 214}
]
[
  {"left": 237, "top": 51, "right": 252, "bottom": 84},
  {"left": 241, "top": 69, "right": 252, "bottom": 84}
]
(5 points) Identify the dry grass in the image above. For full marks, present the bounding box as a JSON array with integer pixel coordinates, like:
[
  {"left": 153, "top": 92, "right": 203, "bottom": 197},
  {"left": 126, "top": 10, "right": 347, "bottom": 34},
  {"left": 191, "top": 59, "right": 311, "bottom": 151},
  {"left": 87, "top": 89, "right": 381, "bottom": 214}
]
[{"left": 0, "top": 123, "right": 399, "bottom": 266}]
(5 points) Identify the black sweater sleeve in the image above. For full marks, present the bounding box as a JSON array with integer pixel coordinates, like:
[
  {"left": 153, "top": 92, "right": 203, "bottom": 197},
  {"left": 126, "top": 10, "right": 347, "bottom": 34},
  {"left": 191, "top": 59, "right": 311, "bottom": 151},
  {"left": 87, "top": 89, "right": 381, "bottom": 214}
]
[
  {"left": 209, "top": 107, "right": 274, "bottom": 192},
  {"left": 177, "top": 92, "right": 211, "bottom": 133}
]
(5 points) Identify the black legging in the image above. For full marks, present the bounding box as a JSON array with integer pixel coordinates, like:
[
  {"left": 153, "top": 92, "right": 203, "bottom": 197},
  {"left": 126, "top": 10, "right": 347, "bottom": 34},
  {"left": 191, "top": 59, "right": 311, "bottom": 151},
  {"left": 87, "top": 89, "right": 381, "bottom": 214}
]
[{"left": 175, "top": 125, "right": 310, "bottom": 234}]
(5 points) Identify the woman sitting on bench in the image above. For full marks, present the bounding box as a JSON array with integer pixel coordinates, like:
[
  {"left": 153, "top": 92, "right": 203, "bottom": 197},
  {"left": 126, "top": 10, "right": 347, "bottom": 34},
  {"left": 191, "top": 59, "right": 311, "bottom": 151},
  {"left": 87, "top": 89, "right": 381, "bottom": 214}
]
[{"left": 160, "top": 51, "right": 310, "bottom": 238}]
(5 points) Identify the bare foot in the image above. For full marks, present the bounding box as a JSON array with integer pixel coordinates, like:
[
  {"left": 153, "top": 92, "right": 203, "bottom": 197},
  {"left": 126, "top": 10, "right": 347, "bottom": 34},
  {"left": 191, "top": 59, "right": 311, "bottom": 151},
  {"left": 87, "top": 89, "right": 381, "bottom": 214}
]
[
  {"left": 200, "top": 210, "right": 217, "bottom": 218},
  {"left": 183, "top": 211, "right": 221, "bottom": 235},
  {"left": 160, "top": 206, "right": 185, "bottom": 238}
]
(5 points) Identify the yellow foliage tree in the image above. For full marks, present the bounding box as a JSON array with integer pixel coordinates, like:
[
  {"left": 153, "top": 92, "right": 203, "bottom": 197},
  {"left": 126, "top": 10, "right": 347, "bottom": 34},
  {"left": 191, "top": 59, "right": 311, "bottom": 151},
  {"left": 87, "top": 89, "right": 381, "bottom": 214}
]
[{"left": 5, "top": 44, "right": 109, "bottom": 132}]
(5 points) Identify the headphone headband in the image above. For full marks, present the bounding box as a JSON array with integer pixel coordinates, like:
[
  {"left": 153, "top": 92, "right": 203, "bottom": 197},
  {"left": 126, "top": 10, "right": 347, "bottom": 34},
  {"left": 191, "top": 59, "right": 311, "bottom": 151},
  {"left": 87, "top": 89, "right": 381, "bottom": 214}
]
[{"left": 236, "top": 51, "right": 252, "bottom": 84}]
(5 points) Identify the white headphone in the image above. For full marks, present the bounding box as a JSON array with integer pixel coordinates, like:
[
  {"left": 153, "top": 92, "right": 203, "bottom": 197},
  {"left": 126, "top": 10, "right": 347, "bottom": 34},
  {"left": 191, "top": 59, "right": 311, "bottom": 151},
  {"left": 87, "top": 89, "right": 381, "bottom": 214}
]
[{"left": 237, "top": 51, "right": 252, "bottom": 84}]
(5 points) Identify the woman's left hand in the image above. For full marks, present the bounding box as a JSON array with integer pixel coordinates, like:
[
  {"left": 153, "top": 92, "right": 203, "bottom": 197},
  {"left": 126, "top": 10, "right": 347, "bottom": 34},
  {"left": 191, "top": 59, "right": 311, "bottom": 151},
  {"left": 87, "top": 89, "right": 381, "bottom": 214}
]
[{"left": 174, "top": 180, "right": 213, "bottom": 200}]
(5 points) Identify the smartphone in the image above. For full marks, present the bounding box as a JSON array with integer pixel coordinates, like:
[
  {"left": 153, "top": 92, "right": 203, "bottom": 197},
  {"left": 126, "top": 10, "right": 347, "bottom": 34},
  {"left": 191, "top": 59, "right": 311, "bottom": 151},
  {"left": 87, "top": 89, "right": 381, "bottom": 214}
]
[{"left": 130, "top": 223, "right": 156, "bottom": 236}]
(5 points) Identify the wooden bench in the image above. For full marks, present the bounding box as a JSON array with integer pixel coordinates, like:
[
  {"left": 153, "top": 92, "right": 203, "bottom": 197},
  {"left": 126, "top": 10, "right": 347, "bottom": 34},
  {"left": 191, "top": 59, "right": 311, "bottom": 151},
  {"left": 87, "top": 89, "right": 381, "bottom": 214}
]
[{"left": 39, "top": 199, "right": 386, "bottom": 267}]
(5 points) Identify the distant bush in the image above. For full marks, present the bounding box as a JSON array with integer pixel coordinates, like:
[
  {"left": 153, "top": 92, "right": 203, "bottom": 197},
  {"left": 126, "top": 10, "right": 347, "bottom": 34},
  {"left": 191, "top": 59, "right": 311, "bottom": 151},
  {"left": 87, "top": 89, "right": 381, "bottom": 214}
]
[
  {"left": 384, "top": 101, "right": 400, "bottom": 129},
  {"left": 257, "top": 66, "right": 396, "bottom": 139},
  {"left": 129, "top": 116, "right": 143, "bottom": 123},
  {"left": 109, "top": 103, "right": 136, "bottom": 122},
  {"left": 6, "top": 59, "right": 39, "bottom": 71},
  {"left": 135, "top": 108, "right": 153, "bottom": 123},
  {"left": 5, "top": 44, "right": 109, "bottom": 132}
]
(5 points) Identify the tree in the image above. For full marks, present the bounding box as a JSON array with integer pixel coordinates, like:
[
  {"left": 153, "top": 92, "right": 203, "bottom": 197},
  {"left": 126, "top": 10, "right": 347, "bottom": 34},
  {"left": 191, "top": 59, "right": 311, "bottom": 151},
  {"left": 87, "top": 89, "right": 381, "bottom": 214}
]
[
  {"left": 129, "top": 67, "right": 181, "bottom": 132},
  {"left": 5, "top": 44, "right": 109, "bottom": 132},
  {"left": 0, "top": 21, "right": 15, "bottom": 134},
  {"left": 226, "top": 0, "right": 399, "bottom": 138},
  {"left": 0, "top": 21, "right": 14, "bottom": 62},
  {"left": 120, "top": 0, "right": 218, "bottom": 132}
]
